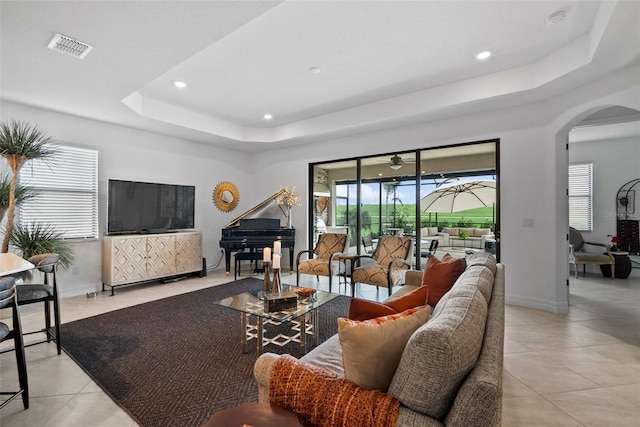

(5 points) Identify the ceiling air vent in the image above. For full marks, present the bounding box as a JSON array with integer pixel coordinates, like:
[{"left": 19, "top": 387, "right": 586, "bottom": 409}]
[{"left": 47, "top": 33, "right": 93, "bottom": 59}]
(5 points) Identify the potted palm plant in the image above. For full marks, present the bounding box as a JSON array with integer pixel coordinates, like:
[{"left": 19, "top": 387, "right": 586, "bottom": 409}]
[
  {"left": 0, "top": 119, "right": 56, "bottom": 253},
  {"left": 10, "top": 222, "right": 73, "bottom": 271}
]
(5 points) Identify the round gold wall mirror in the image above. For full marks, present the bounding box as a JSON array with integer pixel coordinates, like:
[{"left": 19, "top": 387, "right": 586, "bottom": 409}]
[{"left": 213, "top": 181, "right": 239, "bottom": 212}]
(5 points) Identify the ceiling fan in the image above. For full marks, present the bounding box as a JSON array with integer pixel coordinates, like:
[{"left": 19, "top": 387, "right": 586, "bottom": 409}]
[{"left": 389, "top": 155, "right": 415, "bottom": 170}]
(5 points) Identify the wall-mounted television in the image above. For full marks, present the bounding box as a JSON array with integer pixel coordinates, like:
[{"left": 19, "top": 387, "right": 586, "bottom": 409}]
[{"left": 107, "top": 179, "right": 195, "bottom": 235}]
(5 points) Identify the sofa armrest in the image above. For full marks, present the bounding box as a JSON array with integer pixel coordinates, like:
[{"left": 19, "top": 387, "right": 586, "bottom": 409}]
[
  {"left": 405, "top": 270, "right": 423, "bottom": 287},
  {"left": 254, "top": 353, "right": 279, "bottom": 404},
  {"left": 437, "top": 232, "right": 450, "bottom": 247}
]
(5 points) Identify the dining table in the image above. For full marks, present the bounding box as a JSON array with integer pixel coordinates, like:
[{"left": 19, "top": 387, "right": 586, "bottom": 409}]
[{"left": 0, "top": 253, "right": 35, "bottom": 277}]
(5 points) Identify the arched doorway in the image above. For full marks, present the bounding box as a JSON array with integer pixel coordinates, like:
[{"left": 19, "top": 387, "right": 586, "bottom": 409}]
[{"left": 560, "top": 105, "right": 639, "bottom": 342}]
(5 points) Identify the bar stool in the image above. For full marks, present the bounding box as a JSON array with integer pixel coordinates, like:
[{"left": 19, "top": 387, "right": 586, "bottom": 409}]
[
  {"left": 0, "top": 277, "right": 29, "bottom": 410},
  {"left": 16, "top": 253, "right": 61, "bottom": 355}
]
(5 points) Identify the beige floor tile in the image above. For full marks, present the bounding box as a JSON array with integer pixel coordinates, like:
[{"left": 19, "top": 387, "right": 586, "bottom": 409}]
[
  {"left": 28, "top": 359, "right": 93, "bottom": 397},
  {"left": 544, "top": 388, "right": 640, "bottom": 427},
  {"left": 516, "top": 335, "right": 584, "bottom": 352},
  {"left": 540, "top": 347, "right": 640, "bottom": 387},
  {"left": 552, "top": 323, "right": 625, "bottom": 347},
  {"left": 502, "top": 395, "right": 583, "bottom": 426},
  {"left": 79, "top": 380, "right": 103, "bottom": 394},
  {"left": 605, "top": 383, "right": 640, "bottom": 406},
  {"left": 502, "top": 371, "right": 538, "bottom": 399},
  {"left": 0, "top": 395, "right": 73, "bottom": 427},
  {"left": 504, "top": 336, "right": 533, "bottom": 354},
  {"left": 41, "top": 392, "right": 135, "bottom": 427},
  {"left": 588, "top": 343, "right": 640, "bottom": 370},
  {"left": 504, "top": 352, "right": 598, "bottom": 394}
]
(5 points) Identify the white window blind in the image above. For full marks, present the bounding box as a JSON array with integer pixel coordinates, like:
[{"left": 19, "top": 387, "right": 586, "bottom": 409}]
[
  {"left": 568, "top": 163, "right": 593, "bottom": 231},
  {"left": 18, "top": 144, "right": 98, "bottom": 239}
]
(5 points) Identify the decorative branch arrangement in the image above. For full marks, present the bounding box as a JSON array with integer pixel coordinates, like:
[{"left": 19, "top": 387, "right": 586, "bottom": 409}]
[{"left": 275, "top": 186, "right": 302, "bottom": 208}]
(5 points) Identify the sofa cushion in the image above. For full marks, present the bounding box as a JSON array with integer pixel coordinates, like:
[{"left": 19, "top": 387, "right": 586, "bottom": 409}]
[
  {"left": 300, "top": 334, "right": 344, "bottom": 377},
  {"left": 348, "top": 286, "right": 429, "bottom": 321},
  {"left": 421, "top": 227, "right": 438, "bottom": 238},
  {"left": 388, "top": 287, "right": 488, "bottom": 419},
  {"left": 473, "top": 228, "right": 492, "bottom": 237},
  {"left": 449, "top": 267, "right": 495, "bottom": 304},
  {"left": 459, "top": 227, "right": 475, "bottom": 237},
  {"left": 465, "top": 252, "right": 497, "bottom": 274},
  {"left": 338, "top": 305, "right": 430, "bottom": 391},
  {"left": 442, "top": 227, "right": 458, "bottom": 236},
  {"left": 421, "top": 254, "right": 466, "bottom": 306}
]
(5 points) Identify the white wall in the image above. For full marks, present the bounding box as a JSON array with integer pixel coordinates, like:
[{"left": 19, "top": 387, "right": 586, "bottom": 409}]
[
  {"left": 1, "top": 101, "right": 255, "bottom": 297},
  {"left": 2, "top": 65, "right": 638, "bottom": 311}
]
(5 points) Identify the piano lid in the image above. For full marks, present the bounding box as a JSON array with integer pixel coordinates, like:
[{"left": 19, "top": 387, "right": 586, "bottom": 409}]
[{"left": 225, "top": 188, "right": 287, "bottom": 228}]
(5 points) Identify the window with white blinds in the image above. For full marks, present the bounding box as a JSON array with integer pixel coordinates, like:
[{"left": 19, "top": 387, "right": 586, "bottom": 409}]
[
  {"left": 18, "top": 144, "right": 98, "bottom": 239},
  {"left": 568, "top": 163, "right": 593, "bottom": 231}
]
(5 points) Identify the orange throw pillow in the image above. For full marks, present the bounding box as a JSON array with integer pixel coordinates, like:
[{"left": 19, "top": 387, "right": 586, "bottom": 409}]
[
  {"left": 348, "top": 299, "right": 397, "bottom": 321},
  {"left": 348, "top": 286, "right": 429, "bottom": 321},
  {"left": 421, "top": 253, "right": 466, "bottom": 307},
  {"left": 385, "top": 286, "right": 429, "bottom": 313}
]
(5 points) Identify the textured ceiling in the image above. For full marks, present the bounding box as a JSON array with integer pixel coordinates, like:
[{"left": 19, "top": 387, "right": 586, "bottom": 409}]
[{"left": 1, "top": 1, "right": 639, "bottom": 152}]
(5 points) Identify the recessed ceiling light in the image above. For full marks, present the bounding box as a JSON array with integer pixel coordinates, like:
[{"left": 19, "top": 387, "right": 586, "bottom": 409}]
[
  {"left": 546, "top": 10, "right": 567, "bottom": 25},
  {"left": 309, "top": 66, "right": 321, "bottom": 74},
  {"left": 172, "top": 80, "right": 186, "bottom": 88},
  {"left": 378, "top": 173, "right": 383, "bottom": 176},
  {"left": 263, "top": 114, "right": 273, "bottom": 120},
  {"left": 476, "top": 51, "right": 491, "bottom": 60}
]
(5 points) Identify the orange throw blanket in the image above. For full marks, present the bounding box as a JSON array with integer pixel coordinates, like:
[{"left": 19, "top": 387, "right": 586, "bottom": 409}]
[{"left": 269, "top": 354, "right": 400, "bottom": 427}]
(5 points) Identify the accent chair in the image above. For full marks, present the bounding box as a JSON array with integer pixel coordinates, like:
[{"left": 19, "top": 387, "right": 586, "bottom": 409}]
[
  {"left": 351, "top": 235, "right": 413, "bottom": 297},
  {"left": 296, "top": 233, "right": 349, "bottom": 292},
  {"left": 569, "top": 227, "right": 614, "bottom": 278}
]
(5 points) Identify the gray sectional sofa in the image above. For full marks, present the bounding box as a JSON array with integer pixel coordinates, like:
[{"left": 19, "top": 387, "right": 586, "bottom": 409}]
[{"left": 254, "top": 252, "right": 505, "bottom": 426}]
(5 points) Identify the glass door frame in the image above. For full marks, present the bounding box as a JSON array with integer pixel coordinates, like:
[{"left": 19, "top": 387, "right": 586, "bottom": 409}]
[{"left": 307, "top": 139, "right": 500, "bottom": 268}]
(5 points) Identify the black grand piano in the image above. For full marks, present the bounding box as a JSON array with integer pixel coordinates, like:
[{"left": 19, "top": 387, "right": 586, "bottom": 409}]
[{"left": 219, "top": 189, "right": 296, "bottom": 275}]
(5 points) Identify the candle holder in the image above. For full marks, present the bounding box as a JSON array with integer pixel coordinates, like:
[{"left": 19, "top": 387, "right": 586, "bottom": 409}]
[
  {"left": 272, "top": 268, "right": 281, "bottom": 294},
  {"left": 262, "top": 261, "right": 271, "bottom": 293}
]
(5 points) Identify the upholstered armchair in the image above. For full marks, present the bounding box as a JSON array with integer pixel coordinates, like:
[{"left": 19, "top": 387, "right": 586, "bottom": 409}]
[
  {"left": 296, "top": 233, "right": 349, "bottom": 292},
  {"left": 351, "top": 235, "right": 413, "bottom": 297},
  {"left": 569, "top": 227, "right": 614, "bottom": 278}
]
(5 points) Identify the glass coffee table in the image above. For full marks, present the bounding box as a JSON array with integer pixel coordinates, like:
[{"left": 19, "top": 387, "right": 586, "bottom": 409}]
[{"left": 213, "top": 284, "right": 339, "bottom": 355}]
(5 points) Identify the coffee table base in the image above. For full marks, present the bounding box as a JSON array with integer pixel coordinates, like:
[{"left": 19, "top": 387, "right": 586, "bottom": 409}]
[{"left": 241, "top": 309, "right": 318, "bottom": 355}]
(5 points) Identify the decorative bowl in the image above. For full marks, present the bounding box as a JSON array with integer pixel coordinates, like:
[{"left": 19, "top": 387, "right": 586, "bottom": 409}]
[{"left": 292, "top": 287, "right": 316, "bottom": 299}]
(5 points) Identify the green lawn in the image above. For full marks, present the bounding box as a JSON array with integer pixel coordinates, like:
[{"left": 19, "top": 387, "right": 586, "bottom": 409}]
[{"left": 336, "top": 204, "right": 495, "bottom": 235}]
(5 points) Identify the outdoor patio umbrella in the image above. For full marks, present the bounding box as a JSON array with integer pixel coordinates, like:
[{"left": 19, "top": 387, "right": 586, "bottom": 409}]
[{"left": 420, "top": 180, "right": 496, "bottom": 213}]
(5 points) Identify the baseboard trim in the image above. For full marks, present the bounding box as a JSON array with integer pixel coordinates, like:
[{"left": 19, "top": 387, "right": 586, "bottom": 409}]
[{"left": 506, "top": 295, "right": 569, "bottom": 314}]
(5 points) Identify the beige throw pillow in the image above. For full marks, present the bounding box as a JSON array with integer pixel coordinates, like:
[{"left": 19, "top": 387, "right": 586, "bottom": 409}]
[{"left": 338, "top": 305, "right": 431, "bottom": 391}]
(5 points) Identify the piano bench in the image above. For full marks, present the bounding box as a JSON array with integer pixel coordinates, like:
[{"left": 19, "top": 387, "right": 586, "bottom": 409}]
[{"left": 234, "top": 251, "right": 264, "bottom": 280}]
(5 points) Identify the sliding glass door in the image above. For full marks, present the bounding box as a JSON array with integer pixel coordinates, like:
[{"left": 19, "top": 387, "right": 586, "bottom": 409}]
[{"left": 309, "top": 140, "right": 499, "bottom": 268}]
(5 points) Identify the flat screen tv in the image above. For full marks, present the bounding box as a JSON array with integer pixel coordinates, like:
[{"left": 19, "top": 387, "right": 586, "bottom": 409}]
[{"left": 107, "top": 179, "right": 195, "bottom": 235}]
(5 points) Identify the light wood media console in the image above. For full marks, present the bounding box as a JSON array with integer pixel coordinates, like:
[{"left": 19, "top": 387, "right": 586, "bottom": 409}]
[{"left": 102, "top": 231, "right": 203, "bottom": 295}]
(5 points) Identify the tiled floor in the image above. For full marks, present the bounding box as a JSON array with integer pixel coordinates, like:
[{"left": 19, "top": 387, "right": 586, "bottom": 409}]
[{"left": 1, "top": 266, "right": 639, "bottom": 426}]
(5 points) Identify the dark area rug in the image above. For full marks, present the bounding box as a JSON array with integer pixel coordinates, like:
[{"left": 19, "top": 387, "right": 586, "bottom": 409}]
[{"left": 61, "top": 278, "right": 350, "bottom": 427}]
